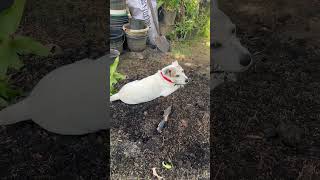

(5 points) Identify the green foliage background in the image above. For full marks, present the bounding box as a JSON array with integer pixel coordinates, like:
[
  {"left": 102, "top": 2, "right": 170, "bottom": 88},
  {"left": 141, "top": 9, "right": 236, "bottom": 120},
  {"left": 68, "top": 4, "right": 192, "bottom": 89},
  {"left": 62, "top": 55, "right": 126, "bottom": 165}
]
[{"left": 159, "top": 0, "right": 210, "bottom": 40}]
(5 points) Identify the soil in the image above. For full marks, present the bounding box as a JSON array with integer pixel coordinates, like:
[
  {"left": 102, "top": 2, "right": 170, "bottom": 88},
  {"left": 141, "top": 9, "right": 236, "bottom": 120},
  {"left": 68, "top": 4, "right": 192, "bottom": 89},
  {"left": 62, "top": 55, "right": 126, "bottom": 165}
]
[
  {"left": 110, "top": 45, "right": 210, "bottom": 178},
  {"left": 0, "top": 0, "right": 109, "bottom": 179},
  {"left": 211, "top": 0, "right": 320, "bottom": 179}
]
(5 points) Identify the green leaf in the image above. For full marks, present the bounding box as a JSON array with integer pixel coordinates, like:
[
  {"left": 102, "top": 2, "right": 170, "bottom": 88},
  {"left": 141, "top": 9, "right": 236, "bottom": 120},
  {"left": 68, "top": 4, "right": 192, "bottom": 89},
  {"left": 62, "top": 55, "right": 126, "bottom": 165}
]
[
  {"left": 0, "top": 81, "right": 10, "bottom": 99},
  {"left": 8, "top": 53, "right": 23, "bottom": 69},
  {"left": 0, "top": 80, "right": 20, "bottom": 99},
  {"left": 110, "top": 56, "right": 119, "bottom": 87},
  {"left": 0, "top": 38, "right": 22, "bottom": 76},
  {"left": 114, "top": 72, "right": 125, "bottom": 81},
  {"left": 11, "top": 35, "right": 50, "bottom": 56},
  {"left": 110, "top": 86, "right": 116, "bottom": 96},
  {"left": 110, "top": 56, "right": 120, "bottom": 76},
  {"left": 0, "top": 40, "right": 14, "bottom": 77},
  {"left": 0, "top": 97, "right": 8, "bottom": 107},
  {"left": 0, "top": 0, "right": 26, "bottom": 37},
  {"left": 110, "top": 77, "right": 117, "bottom": 86},
  {"left": 109, "top": 56, "right": 126, "bottom": 96},
  {"left": 162, "top": 161, "right": 173, "bottom": 169}
]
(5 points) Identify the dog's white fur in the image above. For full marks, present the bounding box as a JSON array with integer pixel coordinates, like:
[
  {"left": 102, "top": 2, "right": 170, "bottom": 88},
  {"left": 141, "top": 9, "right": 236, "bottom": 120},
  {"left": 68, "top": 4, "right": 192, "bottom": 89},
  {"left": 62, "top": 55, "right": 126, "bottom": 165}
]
[
  {"left": 111, "top": 61, "right": 188, "bottom": 104},
  {"left": 211, "top": 0, "right": 253, "bottom": 89}
]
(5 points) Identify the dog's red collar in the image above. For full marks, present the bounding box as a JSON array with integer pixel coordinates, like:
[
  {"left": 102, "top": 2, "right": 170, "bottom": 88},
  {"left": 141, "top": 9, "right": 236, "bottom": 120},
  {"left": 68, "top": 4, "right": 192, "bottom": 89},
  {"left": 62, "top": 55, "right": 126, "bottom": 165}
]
[{"left": 160, "top": 71, "right": 174, "bottom": 83}]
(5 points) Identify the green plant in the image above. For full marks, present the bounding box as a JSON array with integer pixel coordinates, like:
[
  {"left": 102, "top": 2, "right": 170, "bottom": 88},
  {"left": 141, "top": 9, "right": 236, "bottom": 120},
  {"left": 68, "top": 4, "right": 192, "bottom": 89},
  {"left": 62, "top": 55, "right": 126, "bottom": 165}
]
[
  {"left": 0, "top": 80, "right": 21, "bottom": 106},
  {"left": 168, "top": 0, "right": 209, "bottom": 40},
  {"left": 174, "top": 18, "right": 196, "bottom": 39},
  {"left": 195, "top": 6, "right": 210, "bottom": 38},
  {"left": 174, "top": 0, "right": 199, "bottom": 39},
  {"left": 0, "top": 0, "right": 50, "bottom": 106},
  {"left": 110, "top": 56, "right": 125, "bottom": 96},
  {"left": 158, "top": 0, "right": 180, "bottom": 11}
]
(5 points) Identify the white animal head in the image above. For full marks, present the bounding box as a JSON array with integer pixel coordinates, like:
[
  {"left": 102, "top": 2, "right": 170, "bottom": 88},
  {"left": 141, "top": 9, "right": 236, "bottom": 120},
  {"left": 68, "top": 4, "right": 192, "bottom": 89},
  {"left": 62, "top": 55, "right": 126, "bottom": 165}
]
[
  {"left": 161, "top": 61, "right": 189, "bottom": 85},
  {"left": 211, "top": 0, "right": 253, "bottom": 72}
]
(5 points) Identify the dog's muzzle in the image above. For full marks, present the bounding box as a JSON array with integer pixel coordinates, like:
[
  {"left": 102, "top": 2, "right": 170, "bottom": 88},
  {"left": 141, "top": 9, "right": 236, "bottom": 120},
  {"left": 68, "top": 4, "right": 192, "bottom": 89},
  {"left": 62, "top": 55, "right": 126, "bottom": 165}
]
[{"left": 174, "top": 80, "right": 189, "bottom": 86}]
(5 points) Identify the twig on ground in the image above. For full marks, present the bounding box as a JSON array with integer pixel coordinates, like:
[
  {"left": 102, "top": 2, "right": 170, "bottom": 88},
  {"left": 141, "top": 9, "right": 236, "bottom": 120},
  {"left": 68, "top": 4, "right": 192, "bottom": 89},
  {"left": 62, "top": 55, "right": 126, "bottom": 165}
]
[
  {"left": 157, "top": 105, "right": 172, "bottom": 133},
  {"left": 152, "top": 167, "right": 163, "bottom": 180},
  {"left": 246, "top": 135, "right": 263, "bottom": 139},
  {"left": 214, "top": 163, "right": 223, "bottom": 180}
]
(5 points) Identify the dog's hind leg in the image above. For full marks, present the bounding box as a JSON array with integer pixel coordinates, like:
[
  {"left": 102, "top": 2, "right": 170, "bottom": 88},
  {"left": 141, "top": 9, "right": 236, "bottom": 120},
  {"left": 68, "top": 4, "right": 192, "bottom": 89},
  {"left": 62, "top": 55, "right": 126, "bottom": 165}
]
[{"left": 110, "top": 93, "right": 120, "bottom": 102}]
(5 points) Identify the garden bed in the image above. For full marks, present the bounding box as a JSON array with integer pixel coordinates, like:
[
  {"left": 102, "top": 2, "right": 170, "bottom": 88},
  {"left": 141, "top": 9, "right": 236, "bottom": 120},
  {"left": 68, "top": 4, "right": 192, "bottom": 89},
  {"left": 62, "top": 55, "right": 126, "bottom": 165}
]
[
  {"left": 0, "top": 0, "right": 109, "bottom": 179},
  {"left": 110, "top": 47, "right": 210, "bottom": 178},
  {"left": 211, "top": 0, "right": 320, "bottom": 179}
]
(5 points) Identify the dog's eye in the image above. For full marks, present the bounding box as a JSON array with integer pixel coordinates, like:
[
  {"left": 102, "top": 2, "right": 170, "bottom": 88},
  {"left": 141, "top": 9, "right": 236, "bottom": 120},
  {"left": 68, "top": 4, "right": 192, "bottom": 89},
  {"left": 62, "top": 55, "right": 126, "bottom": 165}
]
[
  {"left": 176, "top": 75, "right": 180, "bottom": 77},
  {"left": 211, "top": 42, "right": 222, "bottom": 49}
]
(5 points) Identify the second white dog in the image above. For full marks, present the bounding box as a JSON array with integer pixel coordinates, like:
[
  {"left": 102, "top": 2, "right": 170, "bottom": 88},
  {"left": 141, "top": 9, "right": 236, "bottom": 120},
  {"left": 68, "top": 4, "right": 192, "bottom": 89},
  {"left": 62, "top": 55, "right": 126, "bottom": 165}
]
[{"left": 110, "top": 61, "right": 189, "bottom": 104}]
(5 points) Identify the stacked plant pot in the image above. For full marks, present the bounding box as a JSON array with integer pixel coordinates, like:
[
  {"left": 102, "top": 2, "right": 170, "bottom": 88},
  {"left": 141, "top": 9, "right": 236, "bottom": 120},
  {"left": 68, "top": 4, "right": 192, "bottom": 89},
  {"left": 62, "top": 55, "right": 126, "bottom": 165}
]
[
  {"left": 110, "top": 0, "right": 127, "bottom": 53},
  {"left": 123, "top": 19, "right": 149, "bottom": 52}
]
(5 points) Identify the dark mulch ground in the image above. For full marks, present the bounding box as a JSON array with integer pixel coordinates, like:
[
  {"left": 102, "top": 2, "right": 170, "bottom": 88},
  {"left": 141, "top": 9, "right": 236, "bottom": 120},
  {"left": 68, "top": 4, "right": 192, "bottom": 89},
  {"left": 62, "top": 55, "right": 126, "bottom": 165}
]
[
  {"left": 110, "top": 50, "right": 210, "bottom": 179},
  {"left": 211, "top": 0, "right": 320, "bottom": 179},
  {"left": 0, "top": 0, "right": 109, "bottom": 179}
]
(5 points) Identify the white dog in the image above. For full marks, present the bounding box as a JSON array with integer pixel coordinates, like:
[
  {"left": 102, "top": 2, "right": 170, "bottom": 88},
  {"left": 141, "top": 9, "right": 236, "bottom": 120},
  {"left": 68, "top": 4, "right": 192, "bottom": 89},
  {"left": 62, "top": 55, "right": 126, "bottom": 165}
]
[
  {"left": 0, "top": 55, "right": 110, "bottom": 135},
  {"left": 110, "top": 61, "right": 189, "bottom": 104},
  {"left": 211, "top": 0, "right": 253, "bottom": 89}
]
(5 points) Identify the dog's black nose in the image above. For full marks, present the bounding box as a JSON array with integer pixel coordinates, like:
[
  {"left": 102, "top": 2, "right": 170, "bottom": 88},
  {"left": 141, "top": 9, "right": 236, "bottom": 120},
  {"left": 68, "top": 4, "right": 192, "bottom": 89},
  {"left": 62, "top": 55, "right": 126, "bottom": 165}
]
[
  {"left": 240, "top": 54, "right": 252, "bottom": 66},
  {"left": 185, "top": 79, "right": 189, "bottom": 83}
]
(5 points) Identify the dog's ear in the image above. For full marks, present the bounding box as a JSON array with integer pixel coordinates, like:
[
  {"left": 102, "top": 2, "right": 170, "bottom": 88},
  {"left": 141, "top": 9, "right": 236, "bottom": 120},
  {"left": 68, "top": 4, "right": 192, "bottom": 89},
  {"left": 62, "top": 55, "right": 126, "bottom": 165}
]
[
  {"left": 164, "top": 68, "right": 176, "bottom": 77},
  {"left": 172, "top": 60, "right": 179, "bottom": 66}
]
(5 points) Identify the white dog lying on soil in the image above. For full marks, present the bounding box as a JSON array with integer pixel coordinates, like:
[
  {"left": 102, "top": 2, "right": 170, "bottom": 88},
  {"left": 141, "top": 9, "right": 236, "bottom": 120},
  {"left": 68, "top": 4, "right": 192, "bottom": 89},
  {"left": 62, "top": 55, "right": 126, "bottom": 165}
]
[
  {"left": 0, "top": 55, "right": 109, "bottom": 135},
  {"left": 110, "top": 61, "right": 189, "bottom": 104}
]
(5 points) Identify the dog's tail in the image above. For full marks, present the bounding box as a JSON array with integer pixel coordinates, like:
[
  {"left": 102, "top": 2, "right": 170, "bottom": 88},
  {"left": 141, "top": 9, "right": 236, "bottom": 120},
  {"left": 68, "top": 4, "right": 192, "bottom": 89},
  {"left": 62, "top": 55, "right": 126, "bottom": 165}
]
[
  {"left": 110, "top": 93, "right": 120, "bottom": 102},
  {"left": 0, "top": 98, "right": 31, "bottom": 125}
]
